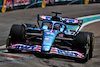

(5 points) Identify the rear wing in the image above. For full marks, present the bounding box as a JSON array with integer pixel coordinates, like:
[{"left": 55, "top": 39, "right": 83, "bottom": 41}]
[
  {"left": 37, "top": 15, "right": 83, "bottom": 26},
  {"left": 62, "top": 18, "right": 83, "bottom": 26},
  {"left": 38, "top": 15, "right": 52, "bottom": 21}
]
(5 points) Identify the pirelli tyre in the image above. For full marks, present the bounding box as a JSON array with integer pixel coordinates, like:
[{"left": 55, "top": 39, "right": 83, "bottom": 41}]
[
  {"left": 6, "top": 24, "right": 25, "bottom": 53},
  {"left": 84, "top": 32, "right": 94, "bottom": 59},
  {"left": 9, "top": 24, "right": 26, "bottom": 43},
  {"left": 74, "top": 32, "right": 90, "bottom": 63},
  {"left": 77, "top": 32, "right": 94, "bottom": 59},
  {"left": 89, "top": 33, "right": 94, "bottom": 59}
]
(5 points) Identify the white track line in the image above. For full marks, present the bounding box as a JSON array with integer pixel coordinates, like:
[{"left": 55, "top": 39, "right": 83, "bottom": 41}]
[
  {"left": 76, "top": 14, "right": 100, "bottom": 19},
  {"left": 0, "top": 45, "right": 6, "bottom": 49},
  {"left": 76, "top": 14, "right": 100, "bottom": 31},
  {"left": 77, "top": 19, "right": 100, "bottom": 31},
  {"left": 0, "top": 50, "right": 35, "bottom": 60}
]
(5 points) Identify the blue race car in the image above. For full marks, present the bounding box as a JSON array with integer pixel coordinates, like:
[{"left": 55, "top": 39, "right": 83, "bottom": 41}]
[{"left": 6, "top": 12, "right": 94, "bottom": 63}]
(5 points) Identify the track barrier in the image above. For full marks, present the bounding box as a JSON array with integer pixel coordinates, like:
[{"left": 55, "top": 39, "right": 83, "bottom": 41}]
[{"left": 0, "top": 0, "right": 100, "bottom": 13}]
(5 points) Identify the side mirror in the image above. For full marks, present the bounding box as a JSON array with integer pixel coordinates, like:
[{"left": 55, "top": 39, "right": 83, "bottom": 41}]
[
  {"left": 42, "top": 25, "right": 48, "bottom": 30},
  {"left": 78, "top": 20, "right": 83, "bottom": 26}
]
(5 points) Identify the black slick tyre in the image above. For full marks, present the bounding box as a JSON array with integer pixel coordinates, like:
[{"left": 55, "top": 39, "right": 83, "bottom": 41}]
[
  {"left": 79, "top": 32, "right": 94, "bottom": 59},
  {"left": 7, "top": 24, "right": 25, "bottom": 53},
  {"left": 87, "top": 32, "right": 94, "bottom": 59},
  {"left": 74, "top": 32, "right": 90, "bottom": 63},
  {"left": 10, "top": 24, "right": 25, "bottom": 43}
]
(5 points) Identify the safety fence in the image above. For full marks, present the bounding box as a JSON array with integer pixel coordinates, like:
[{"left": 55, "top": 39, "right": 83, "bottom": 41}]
[{"left": 0, "top": 0, "right": 100, "bottom": 12}]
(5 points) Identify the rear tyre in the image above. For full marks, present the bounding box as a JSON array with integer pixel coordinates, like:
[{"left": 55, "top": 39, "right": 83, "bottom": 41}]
[{"left": 74, "top": 32, "right": 90, "bottom": 63}]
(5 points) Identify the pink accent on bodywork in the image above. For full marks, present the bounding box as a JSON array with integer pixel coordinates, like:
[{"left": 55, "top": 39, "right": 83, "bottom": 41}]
[
  {"left": 33, "top": 45, "right": 42, "bottom": 52},
  {"left": 75, "top": 20, "right": 79, "bottom": 23},
  {"left": 26, "top": 40, "right": 29, "bottom": 42},
  {"left": 9, "top": 44, "right": 21, "bottom": 48},
  {"left": 9, "top": 44, "right": 84, "bottom": 58},
  {"left": 41, "top": 15, "right": 46, "bottom": 20},
  {"left": 50, "top": 47, "right": 57, "bottom": 53},
  {"left": 41, "top": 15, "right": 52, "bottom": 20},
  {"left": 62, "top": 18, "right": 79, "bottom": 24},
  {"left": 75, "top": 51, "right": 84, "bottom": 58}
]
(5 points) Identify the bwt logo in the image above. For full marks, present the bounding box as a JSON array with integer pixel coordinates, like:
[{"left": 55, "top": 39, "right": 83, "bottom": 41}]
[
  {"left": 57, "top": 49, "right": 78, "bottom": 57},
  {"left": 15, "top": 45, "right": 36, "bottom": 50}
]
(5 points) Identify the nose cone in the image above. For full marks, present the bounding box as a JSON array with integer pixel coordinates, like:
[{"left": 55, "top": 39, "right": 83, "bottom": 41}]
[{"left": 42, "top": 30, "right": 57, "bottom": 51}]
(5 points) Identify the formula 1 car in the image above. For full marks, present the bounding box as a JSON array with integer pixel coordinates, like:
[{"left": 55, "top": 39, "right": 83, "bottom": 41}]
[{"left": 6, "top": 12, "right": 94, "bottom": 63}]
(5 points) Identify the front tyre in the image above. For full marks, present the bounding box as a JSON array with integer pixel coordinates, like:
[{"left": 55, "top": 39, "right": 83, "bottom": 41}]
[
  {"left": 6, "top": 24, "right": 25, "bottom": 53},
  {"left": 75, "top": 44, "right": 90, "bottom": 63},
  {"left": 78, "top": 32, "right": 94, "bottom": 59},
  {"left": 87, "top": 32, "right": 94, "bottom": 59},
  {"left": 9, "top": 24, "right": 26, "bottom": 43},
  {"left": 74, "top": 32, "right": 90, "bottom": 63}
]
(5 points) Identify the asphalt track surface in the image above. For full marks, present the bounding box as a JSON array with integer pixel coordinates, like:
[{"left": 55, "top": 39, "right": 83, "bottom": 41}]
[{"left": 0, "top": 3, "right": 100, "bottom": 67}]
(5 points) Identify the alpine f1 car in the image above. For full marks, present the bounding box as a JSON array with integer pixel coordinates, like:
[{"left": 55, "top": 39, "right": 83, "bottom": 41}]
[{"left": 6, "top": 12, "right": 94, "bottom": 63}]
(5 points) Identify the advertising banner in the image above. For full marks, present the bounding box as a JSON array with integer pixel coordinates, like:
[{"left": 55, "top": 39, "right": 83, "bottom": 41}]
[
  {"left": 44, "top": 0, "right": 49, "bottom": 3},
  {"left": 1, "top": 0, "right": 100, "bottom": 13},
  {"left": 42, "top": 0, "right": 55, "bottom": 8},
  {"left": 55, "top": 0, "right": 72, "bottom": 2},
  {"left": 43, "top": 0, "right": 54, "bottom": 4},
  {"left": 5, "top": 0, "right": 13, "bottom": 8},
  {"left": 50, "top": 0, "right": 54, "bottom": 4},
  {"left": 2, "top": 0, "right": 13, "bottom": 13},
  {"left": 14, "top": 0, "right": 30, "bottom": 6}
]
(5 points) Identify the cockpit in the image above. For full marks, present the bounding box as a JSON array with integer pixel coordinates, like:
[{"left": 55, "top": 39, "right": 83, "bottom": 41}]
[{"left": 41, "top": 21, "right": 66, "bottom": 32}]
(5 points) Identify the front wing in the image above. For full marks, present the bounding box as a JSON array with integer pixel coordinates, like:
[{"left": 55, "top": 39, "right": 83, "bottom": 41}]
[{"left": 7, "top": 44, "right": 84, "bottom": 59}]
